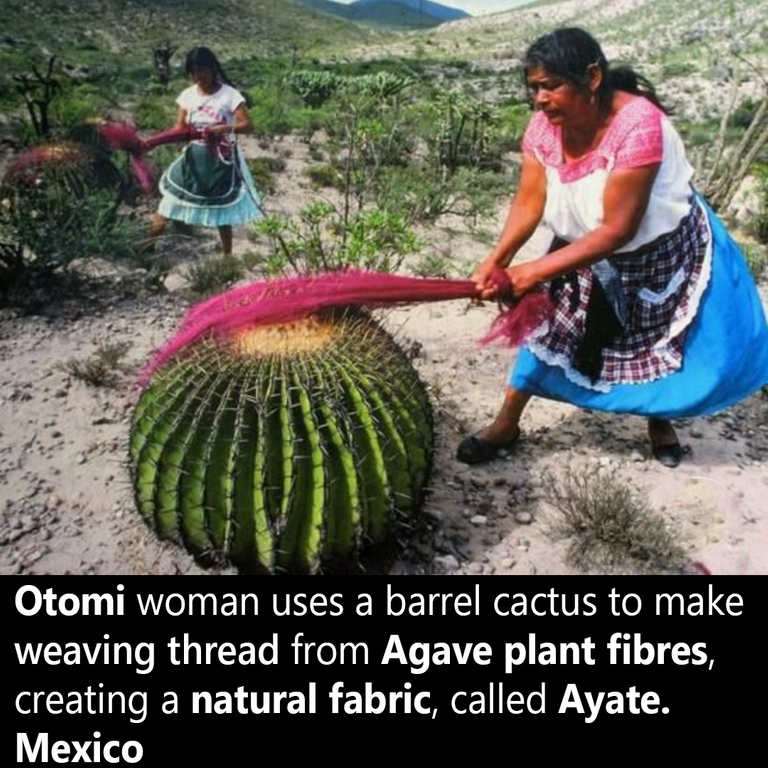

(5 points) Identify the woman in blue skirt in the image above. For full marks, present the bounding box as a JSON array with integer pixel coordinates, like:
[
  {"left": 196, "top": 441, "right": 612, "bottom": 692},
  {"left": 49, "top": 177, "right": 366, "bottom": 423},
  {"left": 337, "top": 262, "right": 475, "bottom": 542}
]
[
  {"left": 149, "top": 47, "right": 262, "bottom": 256},
  {"left": 457, "top": 28, "right": 768, "bottom": 468}
]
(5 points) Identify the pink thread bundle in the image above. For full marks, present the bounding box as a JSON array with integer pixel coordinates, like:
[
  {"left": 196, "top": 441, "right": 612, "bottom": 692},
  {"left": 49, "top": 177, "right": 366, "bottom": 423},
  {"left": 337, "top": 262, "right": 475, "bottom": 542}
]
[
  {"left": 97, "top": 121, "right": 226, "bottom": 193},
  {"left": 139, "top": 270, "right": 555, "bottom": 386}
]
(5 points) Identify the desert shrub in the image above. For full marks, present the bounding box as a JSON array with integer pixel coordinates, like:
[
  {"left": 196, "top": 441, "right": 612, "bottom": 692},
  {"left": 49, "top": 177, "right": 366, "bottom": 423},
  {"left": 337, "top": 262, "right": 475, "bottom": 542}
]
[
  {"left": 248, "top": 85, "right": 324, "bottom": 137},
  {"left": 62, "top": 341, "right": 132, "bottom": 388},
  {"left": 248, "top": 156, "right": 286, "bottom": 195},
  {"left": 498, "top": 103, "right": 533, "bottom": 152},
  {"left": 253, "top": 202, "right": 420, "bottom": 275},
  {"left": 307, "top": 163, "right": 342, "bottom": 190},
  {"left": 751, "top": 171, "right": 768, "bottom": 245},
  {"left": 662, "top": 61, "right": 696, "bottom": 78},
  {"left": 412, "top": 251, "right": 454, "bottom": 278},
  {"left": 285, "top": 70, "right": 340, "bottom": 108},
  {"left": 185, "top": 255, "right": 246, "bottom": 297},
  {"left": 740, "top": 242, "right": 767, "bottom": 280},
  {"left": 732, "top": 98, "right": 759, "bottom": 130},
  {"left": 133, "top": 91, "right": 177, "bottom": 131},
  {"left": 376, "top": 165, "right": 512, "bottom": 224},
  {"left": 542, "top": 465, "right": 687, "bottom": 573},
  {"left": 428, "top": 91, "right": 504, "bottom": 173}
]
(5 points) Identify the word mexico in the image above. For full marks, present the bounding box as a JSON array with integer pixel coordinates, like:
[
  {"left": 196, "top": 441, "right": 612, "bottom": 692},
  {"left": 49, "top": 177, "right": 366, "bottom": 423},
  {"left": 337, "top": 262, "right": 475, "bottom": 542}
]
[{"left": 17, "top": 733, "right": 142, "bottom": 764}]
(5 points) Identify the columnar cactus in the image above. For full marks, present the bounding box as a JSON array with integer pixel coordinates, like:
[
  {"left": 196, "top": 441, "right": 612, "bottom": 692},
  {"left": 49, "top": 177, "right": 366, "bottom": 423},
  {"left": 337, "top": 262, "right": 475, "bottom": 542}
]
[{"left": 130, "top": 311, "right": 434, "bottom": 574}]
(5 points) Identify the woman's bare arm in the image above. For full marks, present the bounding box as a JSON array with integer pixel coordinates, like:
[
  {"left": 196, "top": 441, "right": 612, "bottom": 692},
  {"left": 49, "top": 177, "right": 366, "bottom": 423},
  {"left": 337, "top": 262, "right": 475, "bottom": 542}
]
[
  {"left": 473, "top": 154, "right": 547, "bottom": 293},
  {"left": 508, "top": 162, "right": 660, "bottom": 297}
]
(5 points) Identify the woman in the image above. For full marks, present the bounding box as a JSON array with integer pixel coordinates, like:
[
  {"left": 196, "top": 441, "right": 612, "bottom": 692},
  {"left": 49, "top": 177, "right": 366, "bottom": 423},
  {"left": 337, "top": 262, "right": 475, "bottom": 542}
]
[
  {"left": 458, "top": 27, "right": 768, "bottom": 468},
  {"left": 148, "top": 47, "right": 262, "bottom": 256}
]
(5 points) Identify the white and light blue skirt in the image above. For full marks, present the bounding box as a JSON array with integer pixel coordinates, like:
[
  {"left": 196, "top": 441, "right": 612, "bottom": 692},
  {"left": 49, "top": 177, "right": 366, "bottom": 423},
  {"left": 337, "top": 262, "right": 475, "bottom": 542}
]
[
  {"left": 158, "top": 141, "right": 262, "bottom": 228},
  {"left": 510, "top": 200, "right": 768, "bottom": 418}
]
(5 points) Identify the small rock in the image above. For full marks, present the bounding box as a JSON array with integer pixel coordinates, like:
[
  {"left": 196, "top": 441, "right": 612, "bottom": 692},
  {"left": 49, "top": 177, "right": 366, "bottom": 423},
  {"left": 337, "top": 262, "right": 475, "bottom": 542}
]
[
  {"left": 690, "top": 429, "right": 703, "bottom": 438},
  {"left": 76, "top": 453, "right": 87, "bottom": 465},
  {"left": 515, "top": 511, "right": 533, "bottom": 525},
  {"left": 467, "top": 562, "right": 484, "bottom": 574},
  {"left": 500, "top": 558, "right": 515, "bottom": 569},
  {"left": 470, "top": 515, "right": 488, "bottom": 526},
  {"left": 433, "top": 554, "right": 460, "bottom": 574}
]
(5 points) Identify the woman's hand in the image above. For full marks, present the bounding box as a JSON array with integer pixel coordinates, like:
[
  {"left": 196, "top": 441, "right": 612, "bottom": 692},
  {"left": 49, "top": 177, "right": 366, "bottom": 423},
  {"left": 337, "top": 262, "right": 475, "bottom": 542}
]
[
  {"left": 471, "top": 257, "right": 501, "bottom": 299},
  {"left": 508, "top": 262, "right": 541, "bottom": 299}
]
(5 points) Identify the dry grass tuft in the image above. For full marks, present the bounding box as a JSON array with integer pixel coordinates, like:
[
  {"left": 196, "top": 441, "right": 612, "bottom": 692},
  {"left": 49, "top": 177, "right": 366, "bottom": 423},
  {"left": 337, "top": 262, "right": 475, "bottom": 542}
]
[
  {"left": 62, "top": 341, "right": 132, "bottom": 388},
  {"left": 542, "top": 464, "right": 686, "bottom": 574}
]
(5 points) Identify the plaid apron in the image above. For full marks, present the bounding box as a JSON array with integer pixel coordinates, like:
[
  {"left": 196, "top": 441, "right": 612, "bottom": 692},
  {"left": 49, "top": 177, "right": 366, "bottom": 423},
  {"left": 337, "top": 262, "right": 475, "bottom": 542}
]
[{"left": 528, "top": 197, "right": 711, "bottom": 391}]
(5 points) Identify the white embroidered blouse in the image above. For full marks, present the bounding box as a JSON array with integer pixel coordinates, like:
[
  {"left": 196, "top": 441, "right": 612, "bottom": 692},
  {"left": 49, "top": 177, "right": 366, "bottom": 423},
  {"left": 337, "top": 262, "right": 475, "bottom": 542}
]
[{"left": 522, "top": 97, "right": 694, "bottom": 252}]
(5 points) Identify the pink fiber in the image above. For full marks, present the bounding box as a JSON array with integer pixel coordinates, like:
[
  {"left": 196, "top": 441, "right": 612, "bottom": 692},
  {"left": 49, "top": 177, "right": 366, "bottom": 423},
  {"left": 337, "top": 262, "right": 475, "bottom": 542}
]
[
  {"left": 129, "top": 155, "right": 156, "bottom": 194},
  {"left": 97, "top": 122, "right": 207, "bottom": 194},
  {"left": 479, "top": 291, "right": 554, "bottom": 347},
  {"left": 98, "top": 121, "right": 146, "bottom": 154},
  {"left": 139, "top": 270, "right": 555, "bottom": 386}
]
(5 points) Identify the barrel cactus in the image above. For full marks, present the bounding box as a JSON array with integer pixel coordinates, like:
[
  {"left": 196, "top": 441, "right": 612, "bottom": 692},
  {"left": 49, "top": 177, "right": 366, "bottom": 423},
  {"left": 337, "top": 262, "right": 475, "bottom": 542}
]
[
  {"left": 0, "top": 140, "right": 121, "bottom": 267},
  {"left": 130, "top": 310, "right": 434, "bottom": 574}
]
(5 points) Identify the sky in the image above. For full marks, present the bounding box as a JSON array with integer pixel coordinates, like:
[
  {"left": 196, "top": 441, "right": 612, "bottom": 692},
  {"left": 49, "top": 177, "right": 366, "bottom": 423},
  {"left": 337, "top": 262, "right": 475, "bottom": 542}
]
[{"left": 333, "top": 1, "right": 534, "bottom": 17}]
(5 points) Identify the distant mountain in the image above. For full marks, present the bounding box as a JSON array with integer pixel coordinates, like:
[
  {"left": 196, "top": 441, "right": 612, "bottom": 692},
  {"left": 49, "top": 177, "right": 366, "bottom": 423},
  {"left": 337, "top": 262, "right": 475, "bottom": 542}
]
[
  {"left": 295, "top": 0, "right": 467, "bottom": 29},
  {"left": 353, "top": 0, "right": 470, "bottom": 23}
]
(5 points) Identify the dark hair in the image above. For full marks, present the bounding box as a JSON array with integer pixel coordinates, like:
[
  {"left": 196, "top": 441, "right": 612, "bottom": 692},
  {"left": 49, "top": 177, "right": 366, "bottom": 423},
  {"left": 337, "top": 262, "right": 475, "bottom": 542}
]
[
  {"left": 185, "top": 47, "right": 253, "bottom": 107},
  {"left": 185, "top": 46, "right": 233, "bottom": 87},
  {"left": 522, "top": 28, "right": 668, "bottom": 114}
]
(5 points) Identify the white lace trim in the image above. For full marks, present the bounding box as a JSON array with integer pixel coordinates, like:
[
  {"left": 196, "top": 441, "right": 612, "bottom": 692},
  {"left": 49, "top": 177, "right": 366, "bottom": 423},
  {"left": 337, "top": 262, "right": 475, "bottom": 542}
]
[{"left": 525, "top": 196, "right": 713, "bottom": 392}]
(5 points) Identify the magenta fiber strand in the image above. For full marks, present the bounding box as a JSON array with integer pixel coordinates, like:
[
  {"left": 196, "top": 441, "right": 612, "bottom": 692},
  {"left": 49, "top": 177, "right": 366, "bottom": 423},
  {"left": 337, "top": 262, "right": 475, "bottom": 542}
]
[{"left": 139, "top": 270, "right": 555, "bottom": 386}]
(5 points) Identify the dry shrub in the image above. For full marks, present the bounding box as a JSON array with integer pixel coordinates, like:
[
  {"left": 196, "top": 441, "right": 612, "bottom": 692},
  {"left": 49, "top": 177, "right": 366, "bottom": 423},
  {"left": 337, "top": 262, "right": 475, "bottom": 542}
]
[
  {"left": 542, "top": 464, "right": 686, "bottom": 574},
  {"left": 62, "top": 341, "right": 132, "bottom": 388}
]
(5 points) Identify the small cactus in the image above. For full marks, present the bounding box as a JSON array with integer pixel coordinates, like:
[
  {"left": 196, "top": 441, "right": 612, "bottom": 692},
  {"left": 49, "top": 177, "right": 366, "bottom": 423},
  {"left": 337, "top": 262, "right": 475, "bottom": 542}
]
[{"left": 130, "top": 311, "right": 434, "bottom": 574}]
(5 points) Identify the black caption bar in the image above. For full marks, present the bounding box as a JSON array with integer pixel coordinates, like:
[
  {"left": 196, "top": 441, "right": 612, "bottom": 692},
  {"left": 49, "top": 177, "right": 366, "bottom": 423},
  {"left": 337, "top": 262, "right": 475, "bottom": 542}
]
[{"left": 5, "top": 577, "right": 765, "bottom": 761}]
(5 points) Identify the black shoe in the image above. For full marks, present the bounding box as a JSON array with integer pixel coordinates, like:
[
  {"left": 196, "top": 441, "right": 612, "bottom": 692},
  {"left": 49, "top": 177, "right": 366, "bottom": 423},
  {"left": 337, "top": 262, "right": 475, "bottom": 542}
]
[
  {"left": 456, "top": 430, "right": 520, "bottom": 465},
  {"left": 651, "top": 440, "right": 683, "bottom": 468}
]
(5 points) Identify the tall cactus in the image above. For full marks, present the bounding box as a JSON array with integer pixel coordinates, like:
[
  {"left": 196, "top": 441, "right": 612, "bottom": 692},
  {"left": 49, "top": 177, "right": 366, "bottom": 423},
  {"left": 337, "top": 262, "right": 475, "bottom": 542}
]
[{"left": 130, "top": 311, "right": 434, "bottom": 574}]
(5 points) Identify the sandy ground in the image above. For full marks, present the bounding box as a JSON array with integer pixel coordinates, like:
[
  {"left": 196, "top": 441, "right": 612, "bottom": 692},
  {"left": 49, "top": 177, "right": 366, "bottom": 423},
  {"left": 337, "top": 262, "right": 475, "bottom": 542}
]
[{"left": 1, "top": 134, "right": 766, "bottom": 577}]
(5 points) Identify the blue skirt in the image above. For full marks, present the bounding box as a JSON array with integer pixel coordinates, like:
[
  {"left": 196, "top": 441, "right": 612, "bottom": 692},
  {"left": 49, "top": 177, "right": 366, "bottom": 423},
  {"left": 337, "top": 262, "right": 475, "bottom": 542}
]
[
  {"left": 158, "top": 143, "right": 263, "bottom": 228},
  {"left": 510, "top": 203, "right": 768, "bottom": 418}
]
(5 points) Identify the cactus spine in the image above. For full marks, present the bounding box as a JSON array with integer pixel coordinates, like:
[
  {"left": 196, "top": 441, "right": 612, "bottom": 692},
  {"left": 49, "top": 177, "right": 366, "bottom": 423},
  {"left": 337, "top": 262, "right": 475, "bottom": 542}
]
[{"left": 130, "top": 312, "right": 433, "bottom": 574}]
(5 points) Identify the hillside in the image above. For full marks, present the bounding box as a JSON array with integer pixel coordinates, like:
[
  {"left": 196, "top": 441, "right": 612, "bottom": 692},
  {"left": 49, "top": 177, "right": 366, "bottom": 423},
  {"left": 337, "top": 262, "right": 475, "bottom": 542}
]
[
  {"left": 354, "top": 0, "right": 768, "bottom": 123},
  {"left": 0, "top": 0, "right": 371, "bottom": 68}
]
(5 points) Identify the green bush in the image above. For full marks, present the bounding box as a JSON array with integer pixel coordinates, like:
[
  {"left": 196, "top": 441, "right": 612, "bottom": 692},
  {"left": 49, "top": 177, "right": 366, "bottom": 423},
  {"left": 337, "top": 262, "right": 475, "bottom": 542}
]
[
  {"left": 740, "top": 242, "right": 767, "bottom": 280},
  {"left": 185, "top": 255, "right": 246, "bottom": 297},
  {"left": 253, "top": 202, "right": 420, "bottom": 275},
  {"left": 662, "top": 61, "right": 696, "bottom": 78},
  {"left": 248, "top": 156, "right": 286, "bottom": 195},
  {"left": 307, "top": 163, "right": 342, "bottom": 190},
  {"left": 285, "top": 70, "right": 340, "bottom": 108},
  {"left": 134, "top": 92, "right": 178, "bottom": 131}
]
